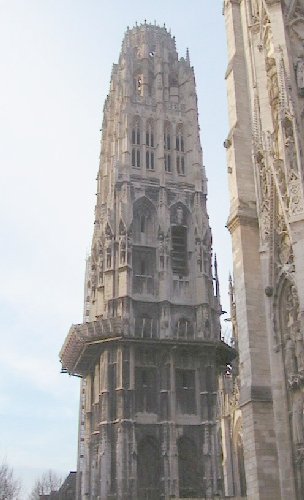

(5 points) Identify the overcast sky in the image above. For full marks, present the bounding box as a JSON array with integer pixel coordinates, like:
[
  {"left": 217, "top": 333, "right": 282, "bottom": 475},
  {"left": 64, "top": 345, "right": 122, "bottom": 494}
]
[{"left": 0, "top": 1, "right": 231, "bottom": 495}]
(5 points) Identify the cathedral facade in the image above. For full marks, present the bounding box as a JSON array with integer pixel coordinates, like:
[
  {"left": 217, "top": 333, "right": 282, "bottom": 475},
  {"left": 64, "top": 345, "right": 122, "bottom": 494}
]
[
  {"left": 60, "top": 24, "right": 232, "bottom": 499},
  {"left": 223, "top": 1, "right": 304, "bottom": 498}
]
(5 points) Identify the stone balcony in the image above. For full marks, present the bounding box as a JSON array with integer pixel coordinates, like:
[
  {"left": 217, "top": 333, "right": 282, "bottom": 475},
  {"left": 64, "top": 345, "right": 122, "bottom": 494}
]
[{"left": 60, "top": 317, "right": 235, "bottom": 377}]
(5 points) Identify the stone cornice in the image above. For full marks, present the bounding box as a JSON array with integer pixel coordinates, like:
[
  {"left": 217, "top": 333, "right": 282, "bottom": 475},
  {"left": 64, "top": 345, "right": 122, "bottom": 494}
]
[{"left": 226, "top": 206, "right": 259, "bottom": 234}]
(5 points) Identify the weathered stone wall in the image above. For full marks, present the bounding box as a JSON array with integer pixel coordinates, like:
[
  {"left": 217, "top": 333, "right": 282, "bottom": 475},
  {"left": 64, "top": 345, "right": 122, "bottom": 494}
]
[{"left": 223, "top": 1, "right": 304, "bottom": 498}]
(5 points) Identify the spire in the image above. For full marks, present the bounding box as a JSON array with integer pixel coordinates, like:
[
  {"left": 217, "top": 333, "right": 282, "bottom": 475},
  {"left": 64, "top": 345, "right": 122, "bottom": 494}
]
[
  {"left": 214, "top": 253, "right": 220, "bottom": 299},
  {"left": 186, "top": 47, "right": 190, "bottom": 65},
  {"left": 228, "top": 272, "right": 233, "bottom": 304}
]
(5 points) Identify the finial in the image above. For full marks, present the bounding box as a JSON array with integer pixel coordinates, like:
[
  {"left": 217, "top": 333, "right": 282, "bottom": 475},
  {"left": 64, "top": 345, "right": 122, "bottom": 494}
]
[
  {"left": 228, "top": 272, "right": 233, "bottom": 289},
  {"left": 214, "top": 253, "right": 218, "bottom": 275},
  {"left": 144, "top": 19, "right": 147, "bottom": 24},
  {"left": 163, "top": 23, "right": 166, "bottom": 29},
  {"left": 135, "top": 21, "right": 138, "bottom": 27}
]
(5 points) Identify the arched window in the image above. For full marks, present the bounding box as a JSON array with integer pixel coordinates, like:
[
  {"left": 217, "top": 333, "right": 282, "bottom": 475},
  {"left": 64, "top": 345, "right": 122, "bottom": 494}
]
[
  {"left": 176, "top": 125, "right": 185, "bottom": 175},
  {"left": 178, "top": 437, "right": 201, "bottom": 497},
  {"left": 133, "top": 197, "right": 156, "bottom": 245},
  {"left": 146, "top": 121, "right": 154, "bottom": 147},
  {"left": 132, "top": 118, "right": 140, "bottom": 145},
  {"left": 137, "top": 437, "right": 161, "bottom": 499}
]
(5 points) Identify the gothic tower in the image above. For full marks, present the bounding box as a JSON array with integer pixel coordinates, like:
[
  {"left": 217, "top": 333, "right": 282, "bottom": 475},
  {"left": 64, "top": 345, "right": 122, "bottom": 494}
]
[
  {"left": 223, "top": 1, "right": 304, "bottom": 499},
  {"left": 60, "top": 23, "right": 232, "bottom": 499}
]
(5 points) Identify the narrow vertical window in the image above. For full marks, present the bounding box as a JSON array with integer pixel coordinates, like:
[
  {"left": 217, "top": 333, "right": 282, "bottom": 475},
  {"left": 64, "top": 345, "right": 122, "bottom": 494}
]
[
  {"left": 132, "top": 117, "right": 141, "bottom": 168},
  {"left": 167, "top": 154, "right": 171, "bottom": 172},
  {"left": 171, "top": 226, "right": 187, "bottom": 275},
  {"left": 140, "top": 259, "right": 146, "bottom": 275},
  {"left": 176, "top": 369, "right": 196, "bottom": 414},
  {"left": 132, "top": 119, "right": 140, "bottom": 145},
  {"left": 164, "top": 122, "right": 171, "bottom": 173},
  {"left": 176, "top": 125, "right": 185, "bottom": 175},
  {"left": 181, "top": 156, "right": 185, "bottom": 175},
  {"left": 146, "top": 121, "right": 155, "bottom": 171}
]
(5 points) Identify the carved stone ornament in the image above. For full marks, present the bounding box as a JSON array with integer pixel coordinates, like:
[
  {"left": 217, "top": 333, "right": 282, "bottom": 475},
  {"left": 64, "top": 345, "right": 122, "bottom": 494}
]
[
  {"left": 289, "top": 171, "right": 304, "bottom": 215},
  {"left": 275, "top": 213, "right": 292, "bottom": 266},
  {"left": 296, "top": 59, "right": 304, "bottom": 96},
  {"left": 292, "top": 390, "right": 304, "bottom": 444},
  {"left": 279, "top": 281, "right": 304, "bottom": 384}
]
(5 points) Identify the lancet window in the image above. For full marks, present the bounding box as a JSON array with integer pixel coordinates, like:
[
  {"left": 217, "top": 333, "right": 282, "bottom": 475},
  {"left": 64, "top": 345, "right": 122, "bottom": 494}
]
[
  {"left": 177, "top": 437, "right": 200, "bottom": 497},
  {"left": 146, "top": 120, "right": 155, "bottom": 170},
  {"left": 176, "top": 125, "right": 185, "bottom": 175},
  {"left": 137, "top": 437, "right": 161, "bottom": 498},
  {"left": 164, "top": 122, "right": 171, "bottom": 172},
  {"left": 171, "top": 225, "right": 187, "bottom": 275},
  {"left": 131, "top": 117, "right": 141, "bottom": 168}
]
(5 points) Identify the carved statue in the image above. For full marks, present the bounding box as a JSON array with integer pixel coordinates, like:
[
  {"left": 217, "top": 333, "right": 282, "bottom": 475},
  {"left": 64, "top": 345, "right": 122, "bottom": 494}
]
[
  {"left": 98, "top": 255, "right": 104, "bottom": 286},
  {"left": 292, "top": 391, "right": 304, "bottom": 445},
  {"left": 296, "top": 59, "right": 304, "bottom": 96},
  {"left": 287, "top": 284, "right": 299, "bottom": 332},
  {"left": 284, "top": 334, "right": 297, "bottom": 378},
  {"left": 277, "top": 221, "right": 292, "bottom": 265},
  {"left": 176, "top": 205, "right": 184, "bottom": 225},
  {"left": 295, "top": 326, "right": 304, "bottom": 372},
  {"left": 91, "top": 265, "right": 97, "bottom": 298},
  {"left": 106, "top": 247, "right": 112, "bottom": 268},
  {"left": 120, "top": 234, "right": 126, "bottom": 264}
]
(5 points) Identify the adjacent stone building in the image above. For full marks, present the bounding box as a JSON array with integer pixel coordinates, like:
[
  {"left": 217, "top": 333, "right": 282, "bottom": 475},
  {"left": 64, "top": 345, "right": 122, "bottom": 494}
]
[
  {"left": 60, "top": 23, "right": 232, "bottom": 499},
  {"left": 223, "top": 1, "right": 304, "bottom": 498}
]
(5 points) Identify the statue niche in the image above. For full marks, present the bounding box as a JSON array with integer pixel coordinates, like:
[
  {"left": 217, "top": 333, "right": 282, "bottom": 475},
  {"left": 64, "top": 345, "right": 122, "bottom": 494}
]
[
  {"left": 280, "top": 281, "right": 304, "bottom": 378},
  {"left": 133, "top": 196, "right": 156, "bottom": 246},
  {"left": 278, "top": 280, "right": 304, "bottom": 462}
]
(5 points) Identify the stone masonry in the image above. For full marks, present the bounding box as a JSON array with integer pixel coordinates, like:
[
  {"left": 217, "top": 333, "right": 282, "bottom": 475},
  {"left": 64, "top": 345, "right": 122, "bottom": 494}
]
[
  {"left": 223, "top": 1, "right": 304, "bottom": 498},
  {"left": 60, "top": 23, "right": 233, "bottom": 500}
]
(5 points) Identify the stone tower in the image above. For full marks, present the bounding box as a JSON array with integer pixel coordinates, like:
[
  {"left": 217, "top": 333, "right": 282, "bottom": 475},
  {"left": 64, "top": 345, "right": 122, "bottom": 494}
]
[
  {"left": 60, "top": 23, "right": 232, "bottom": 500},
  {"left": 223, "top": 1, "right": 304, "bottom": 499}
]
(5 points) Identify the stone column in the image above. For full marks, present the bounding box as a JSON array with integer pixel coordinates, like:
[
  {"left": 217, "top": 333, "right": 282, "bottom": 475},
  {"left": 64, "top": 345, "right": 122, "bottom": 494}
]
[{"left": 224, "top": 1, "right": 280, "bottom": 497}]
